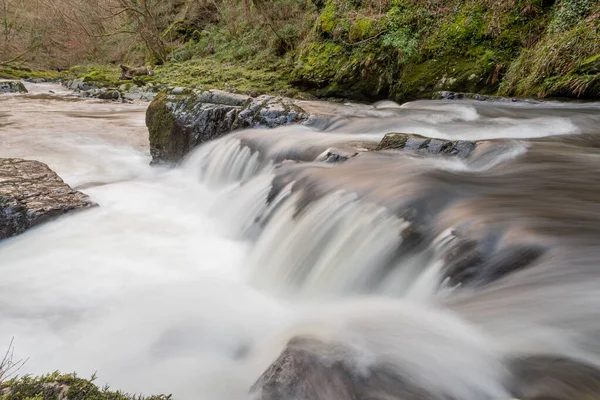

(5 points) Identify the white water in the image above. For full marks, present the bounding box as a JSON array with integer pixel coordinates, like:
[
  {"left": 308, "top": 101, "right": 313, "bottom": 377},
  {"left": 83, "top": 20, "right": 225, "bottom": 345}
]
[
  {"left": 3, "top": 83, "right": 600, "bottom": 399},
  {"left": 0, "top": 84, "right": 293, "bottom": 398}
]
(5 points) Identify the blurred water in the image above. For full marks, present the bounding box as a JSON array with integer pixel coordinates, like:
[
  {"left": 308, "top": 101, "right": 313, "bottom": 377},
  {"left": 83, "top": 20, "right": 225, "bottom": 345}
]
[{"left": 2, "top": 83, "right": 600, "bottom": 399}]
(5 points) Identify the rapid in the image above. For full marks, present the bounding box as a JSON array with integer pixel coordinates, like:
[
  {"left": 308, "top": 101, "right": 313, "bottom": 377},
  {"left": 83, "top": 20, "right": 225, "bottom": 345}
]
[{"left": 2, "top": 82, "right": 600, "bottom": 399}]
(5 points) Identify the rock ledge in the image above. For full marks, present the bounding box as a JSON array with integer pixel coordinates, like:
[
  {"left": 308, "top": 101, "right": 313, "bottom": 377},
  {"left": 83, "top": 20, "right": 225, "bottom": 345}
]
[{"left": 0, "top": 158, "right": 96, "bottom": 240}]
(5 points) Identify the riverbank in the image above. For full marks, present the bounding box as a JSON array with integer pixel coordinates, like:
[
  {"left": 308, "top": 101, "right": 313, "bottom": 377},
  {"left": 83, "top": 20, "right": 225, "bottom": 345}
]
[{"left": 3, "top": 1, "right": 600, "bottom": 103}]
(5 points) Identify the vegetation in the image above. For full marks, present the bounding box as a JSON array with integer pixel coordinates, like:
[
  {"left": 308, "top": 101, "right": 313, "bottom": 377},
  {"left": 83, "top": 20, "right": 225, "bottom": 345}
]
[
  {"left": 0, "top": 372, "right": 170, "bottom": 400},
  {"left": 1, "top": 0, "right": 599, "bottom": 99},
  {"left": 0, "top": 340, "right": 169, "bottom": 400}
]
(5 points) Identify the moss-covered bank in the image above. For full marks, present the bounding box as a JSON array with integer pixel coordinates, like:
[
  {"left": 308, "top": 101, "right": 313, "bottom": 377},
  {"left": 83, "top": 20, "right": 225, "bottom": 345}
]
[
  {"left": 7, "top": 1, "right": 600, "bottom": 101},
  {"left": 0, "top": 372, "right": 169, "bottom": 400},
  {"left": 288, "top": 0, "right": 600, "bottom": 100},
  {"left": 63, "top": 59, "right": 306, "bottom": 99},
  {"left": 149, "top": 0, "right": 600, "bottom": 101}
]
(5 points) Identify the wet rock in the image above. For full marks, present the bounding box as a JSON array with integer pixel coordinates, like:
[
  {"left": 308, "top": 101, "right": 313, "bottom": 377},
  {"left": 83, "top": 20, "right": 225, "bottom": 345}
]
[
  {"left": 431, "top": 91, "right": 541, "bottom": 104},
  {"left": 0, "top": 158, "right": 96, "bottom": 240},
  {"left": 315, "top": 147, "right": 360, "bottom": 163},
  {"left": 170, "top": 87, "right": 188, "bottom": 95},
  {"left": 433, "top": 91, "right": 488, "bottom": 101},
  {"left": 376, "top": 133, "right": 477, "bottom": 158},
  {"left": 439, "top": 229, "right": 546, "bottom": 288},
  {"left": 510, "top": 355, "right": 600, "bottom": 400},
  {"left": 98, "top": 89, "right": 121, "bottom": 100},
  {"left": 251, "top": 336, "right": 434, "bottom": 400},
  {"left": 67, "top": 78, "right": 97, "bottom": 92},
  {"left": 146, "top": 90, "right": 309, "bottom": 164},
  {"left": 0, "top": 80, "right": 27, "bottom": 94}
]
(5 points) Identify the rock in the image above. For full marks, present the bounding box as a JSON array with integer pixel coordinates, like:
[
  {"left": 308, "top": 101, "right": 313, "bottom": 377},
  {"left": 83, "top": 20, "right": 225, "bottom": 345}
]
[
  {"left": 376, "top": 133, "right": 477, "bottom": 158},
  {"left": 69, "top": 78, "right": 84, "bottom": 91},
  {"left": 170, "top": 87, "right": 188, "bottom": 95},
  {"left": 0, "top": 158, "right": 96, "bottom": 240},
  {"left": 140, "top": 92, "right": 157, "bottom": 101},
  {"left": 511, "top": 355, "right": 600, "bottom": 400},
  {"left": 146, "top": 90, "right": 308, "bottom": 164},
  {"left": 123, "top": 92, "right": 143, "bottom": 101},
  {"left": 431, "top": 91, "right": 539, "bottom": 103},
  {"left": 251, "top": 336, "right": 435, "bottom": 400},
  {"left": 0, "top": 80, "right": 27, "bottom": 94},
  {"left": 98, "top": 89, "right": 121, "bottom": 100},
  {"left": 315, "top": 147, "right": 360, "bottom": 163},
  {"left": 67, "top": 78, "right": 97, "bottom": 92},
  {"left": 433, "top": 91, "right": 487, "bottom": 101}
]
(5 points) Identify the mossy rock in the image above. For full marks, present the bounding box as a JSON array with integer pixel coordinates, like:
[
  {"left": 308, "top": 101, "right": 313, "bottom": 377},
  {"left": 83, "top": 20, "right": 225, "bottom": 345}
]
[
  {"left": 376, "top": 133, "right": 413, "bottom": 150},
  {"left": 0, "top": 80, "right": 27, "bottom": 94},
  {"left": 146, "top": 92, "right": 179, "bottom": 164},
  {"left": 98, "top": 89, "right": 121, "bottom": 100},
  {"left": 376, "top": 133, "right": 477, "bottom": 158}
]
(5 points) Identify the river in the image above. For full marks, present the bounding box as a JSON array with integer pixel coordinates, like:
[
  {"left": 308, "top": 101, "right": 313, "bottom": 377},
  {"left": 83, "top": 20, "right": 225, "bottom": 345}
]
[{"left": 2, "top": 83, "right": 600, "bottom": 399}]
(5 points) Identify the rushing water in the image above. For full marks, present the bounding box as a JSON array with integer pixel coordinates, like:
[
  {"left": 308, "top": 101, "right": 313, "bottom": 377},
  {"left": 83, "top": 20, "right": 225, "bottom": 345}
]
[{"left": 2, "top": 83, "right": 600, "bottom": 399}]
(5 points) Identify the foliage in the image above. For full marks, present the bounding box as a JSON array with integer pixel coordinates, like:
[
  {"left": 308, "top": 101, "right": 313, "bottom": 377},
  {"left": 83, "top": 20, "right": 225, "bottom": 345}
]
[
  {"left": 0, "top": 372, "right": 170, "bottom": 400},
  {"left": 2, "top": 0, "right": 600, "bottom": 100}
]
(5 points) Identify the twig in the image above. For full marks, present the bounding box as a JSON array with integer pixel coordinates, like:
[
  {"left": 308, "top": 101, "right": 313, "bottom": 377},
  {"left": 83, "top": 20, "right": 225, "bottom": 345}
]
[{"left": 0, "top": 338, "right": 28, "bottom": 384}]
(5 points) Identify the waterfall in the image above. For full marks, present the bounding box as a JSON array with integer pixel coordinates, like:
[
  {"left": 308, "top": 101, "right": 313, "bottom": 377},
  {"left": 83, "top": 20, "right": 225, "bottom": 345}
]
[{"left": 4, "top": 85, "right": 600, "bottom": 399}]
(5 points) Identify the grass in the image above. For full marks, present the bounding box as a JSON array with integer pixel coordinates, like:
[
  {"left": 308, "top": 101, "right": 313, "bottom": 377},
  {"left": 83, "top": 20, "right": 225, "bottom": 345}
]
[
  {"left": 0, "top": 66, "right": 62, "bottom": 81},
  {"left": 0, "top": 372, "right": 170, "bottom": 400},
  {"left": 66, "top": 57, "right": 307, "bottom": 98}
]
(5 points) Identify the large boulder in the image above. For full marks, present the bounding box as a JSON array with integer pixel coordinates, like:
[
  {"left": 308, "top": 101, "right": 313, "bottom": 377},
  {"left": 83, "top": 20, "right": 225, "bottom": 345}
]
[
  {"left": 0, "top": 158, "right": 96, "bottom": 240},
  {"left": 0, "top": 80, "right": 27, "bottom": 94},
  {"left": 250, "top": 336, "right": 436, "bottom": 400},
  {"left": 146, "top": 89, "right": 312, "bottom": 164}
]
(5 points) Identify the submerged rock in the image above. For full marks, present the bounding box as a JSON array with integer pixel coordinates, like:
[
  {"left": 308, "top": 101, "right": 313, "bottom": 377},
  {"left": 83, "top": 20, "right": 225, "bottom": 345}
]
[
  {"left": 376, "top": 133, "right": 477, "bottom": 158},
  {"left": 0, "top": 158, "right": 96, "bottom": 240},
  {"left": 315, "top": 147, "right": 360, "bottom": 163},
  {"left": 0, "top": 80, "right": 27, "bottom": 94}
]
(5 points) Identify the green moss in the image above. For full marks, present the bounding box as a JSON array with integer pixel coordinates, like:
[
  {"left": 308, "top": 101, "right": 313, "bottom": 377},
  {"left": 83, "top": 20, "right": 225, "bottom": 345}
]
[
  {"left": 0, "top": 67, "right": 61, "bottom": 81},
  {"left": 318, "top": 2, "right": 341, "bottom": 35},
  {"left": 349, "top": 16, "right": 376, "bottom": 41},
  {"left": 0, "top": 372, "right": 169, "bottom": 400},
  {"left": 79, "top": 66, "right": 120, "bottom": 86},
  {"left": 63, "top": 58, "right": 301, "bottom": 98},
  {"left": 376, "top": 133, "right": 411, "bottom": 150},
  {"left": 16, "top": 0, "right": 596, "bottom": 101},
  {"left": 292, "top": 41, "right": 345, "bottom": 87},
  {"left": 132, "top": 75, "right": 156, "bottom": 85},
  {"left": 146, "top": 92, "right": 176, "bottom": 150}
]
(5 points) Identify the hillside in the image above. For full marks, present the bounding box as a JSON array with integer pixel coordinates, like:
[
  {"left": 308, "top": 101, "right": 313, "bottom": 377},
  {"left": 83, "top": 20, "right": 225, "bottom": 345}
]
[{"left": 1, "top": 0, "right": 599, "bottom": 100}]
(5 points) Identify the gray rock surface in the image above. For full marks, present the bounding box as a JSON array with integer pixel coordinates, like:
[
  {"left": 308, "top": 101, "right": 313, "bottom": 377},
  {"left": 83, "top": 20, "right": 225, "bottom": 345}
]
[
  {"left": 146, "top": 90, "right": 310, "bottom": 164},
  {"left": 0, "top": 158, "right": 96, "bottom": 240},
  {"left": 64, "top": 80, "right": 157, "bottom": 102},
  {"left": 251, "top": 336, "right": 435, "bottom": 400},
  {"left": 376, "top": 132, "right": 477, "bottom": 158},
  {"left": 0, "top": 80, "right": 27, "bottom": 94}
]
